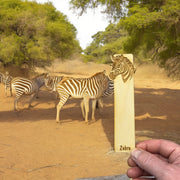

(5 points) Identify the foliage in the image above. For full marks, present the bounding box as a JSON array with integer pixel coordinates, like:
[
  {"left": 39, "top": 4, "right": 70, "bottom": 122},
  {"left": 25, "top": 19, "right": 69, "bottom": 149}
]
[
  {"left": 70, "top": 0, "right": 128, "bottom": 20},
  {"left": 72, "top": 0, "right": 180, "bottom": 78},
  {"left": 70, "top": 0, "right": 168, "bottom": 20},
  {"left": 0, "top": 0, "right": 81, "bottom": 68},
  {"left": 121, "top": 1, "right": 180, "bottom": 58},
  {"left": 83, "top": 23, "right": 128, "bottom": 63}
]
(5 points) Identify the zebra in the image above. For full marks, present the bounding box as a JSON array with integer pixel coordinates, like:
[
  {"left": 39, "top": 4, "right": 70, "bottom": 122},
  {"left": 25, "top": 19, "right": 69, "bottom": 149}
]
[
  {"left": 44, "top": 73, "right": 113, "bottom": 117},
  {"left": 11, "top": 73, "right": 47, "bottom": 111},
  {"left": 0, "top": 72, "right": 3, "bottom": 83},
  {"left": 0, "top": 72, "right": 13, "bottom": 96},
  {"left": 4, "top": 72, "right": 13, "bottom": 97},
  {"left": 96, "top": 78, "right": 114, "bottom": 109},
  {"left": 44, "top": 74, "right": 114, "bottom": 97},
  {"left": 56, "top": 70, "right": 108, "bottom": 123},
  {"left": 44, "top": 73, "right": 112, "bottom": 117}
]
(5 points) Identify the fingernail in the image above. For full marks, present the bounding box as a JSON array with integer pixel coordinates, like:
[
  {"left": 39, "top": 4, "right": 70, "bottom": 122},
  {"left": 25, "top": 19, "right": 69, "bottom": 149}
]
[{"left": 131, "top": 148, "right": 142, "bottom": 159}]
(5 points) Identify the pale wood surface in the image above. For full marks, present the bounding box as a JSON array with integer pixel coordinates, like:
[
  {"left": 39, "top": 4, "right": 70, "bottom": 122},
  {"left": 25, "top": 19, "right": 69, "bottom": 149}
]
[{"left": 114, "top": 54, "right": 135, "bottom": 152}]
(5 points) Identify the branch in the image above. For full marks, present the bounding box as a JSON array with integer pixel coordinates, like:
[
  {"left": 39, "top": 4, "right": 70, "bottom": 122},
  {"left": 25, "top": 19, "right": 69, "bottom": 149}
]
[
  {"left": 27, "top": 163, "right": 62, "bottom": 172},
  {"left": 0, "top": 163, "right": 62, "bottom": 173}
]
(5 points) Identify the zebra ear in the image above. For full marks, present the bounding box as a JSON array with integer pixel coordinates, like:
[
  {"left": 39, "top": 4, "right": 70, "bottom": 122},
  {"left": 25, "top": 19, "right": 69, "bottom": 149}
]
[{"left": 44, "top": 73, "right": 49, "bottom": 78}]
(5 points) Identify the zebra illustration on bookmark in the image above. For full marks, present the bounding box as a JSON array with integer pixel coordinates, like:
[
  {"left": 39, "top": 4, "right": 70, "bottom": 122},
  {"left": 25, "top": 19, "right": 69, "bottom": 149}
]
[{"left": 109, "top": 54, "right": 136, "bottom": 82}]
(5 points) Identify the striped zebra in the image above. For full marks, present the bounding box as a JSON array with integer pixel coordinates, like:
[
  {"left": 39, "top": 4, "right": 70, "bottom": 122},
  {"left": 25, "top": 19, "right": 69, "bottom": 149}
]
[
  {"left": 11, "top": 73, "right": 47, "bottom": 111},
  {"left": 44, "top": 73, "right": 112, "bottom": 117},
  {"left": 0, "top": 72, "right": 3, "bottom": 83},
  {"left": 0, "top": 72, "right": 13, "bottom": 96},
  {"left": 44, "top": 74, "right": 114, "bottom": 97},
  {"left": 56, "top": 70, "right": 108, "bottom": 123},
  {"left": 96, "top": 78, "right": 114, "bottom": 109}
]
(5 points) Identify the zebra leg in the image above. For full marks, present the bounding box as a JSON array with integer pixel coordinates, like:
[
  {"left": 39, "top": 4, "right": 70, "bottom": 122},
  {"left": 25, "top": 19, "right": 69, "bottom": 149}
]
[
  {"left": 9, "top": 85, "right": 12, "bottom": 96},
  {"left": 98, "top": 98, "right": 104, "bottom": 109},
  {"left": 5, "top": 85, "right": 7, "bottom": 97},
  {"left": 97, "top": 98, "right": 104, "bottom": 114},
  {"left": 28, "top": 93, "right": 36, "bottom": 108},
  {"left": 35, "top": 89, "right": 39, "bottom": 98},
  {"left": 83, "top": 97, "right": 90, "bottom": 124},
  {"left": 14, "top": 96, "right": 20, "bottom": 111},
  {"left": 56, "top": 95, "right": 69, "bottom": 123},
  {"left": 91, "top": 99, "right": 97, "bottom": 121},
  {"left": 5, "top": 86, "right": 12, "bottom": 97},
  {"left": 80, "top": 100, "right": 85, "bottom": 119}
]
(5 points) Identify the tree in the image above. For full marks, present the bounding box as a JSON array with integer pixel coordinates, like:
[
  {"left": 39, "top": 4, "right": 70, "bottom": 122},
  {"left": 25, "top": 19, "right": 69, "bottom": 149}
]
[
  {"left": 0, "top": 0, "right": 81, "bottom": 68},
  {"left": 70, "top": 0, "right": 128, "bottom": 20},
  {"left": 83, "top": 23, "right": 128, "bottom": 63},
  {"left": 71, "top": 0, "right": 180, "bottom": 78}
]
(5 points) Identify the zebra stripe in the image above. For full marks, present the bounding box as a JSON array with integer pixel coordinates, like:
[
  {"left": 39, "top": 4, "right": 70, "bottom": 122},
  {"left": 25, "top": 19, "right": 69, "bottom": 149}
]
[
  {"left": 45, "top": 74, "right": 63, "bottom": 92},
  {"left": 11, "top": 73, "right": 47, "bottom": 111},
  {"left": 95, "top": 78, "right": 114, "bottom": 109},
  {"left": 103, "top": 78, "right": 114, "bottom": 97},
  {"left": 56, "top": 71, "right": 108, "bottom": 123}
]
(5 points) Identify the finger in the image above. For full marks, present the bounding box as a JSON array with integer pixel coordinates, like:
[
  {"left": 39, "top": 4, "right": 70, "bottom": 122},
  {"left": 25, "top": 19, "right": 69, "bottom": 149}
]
[
  {"left": 127, "top": 167, "right": 154, "bottom": 180},
  {"left": 133, "top": 178, "right": 156, "bottom": 180},
  {"left": 168, "top": 147, "right": 180, "bottom": 164},
  {"left": 133, "top": 179, "right": 155, "bottom": 180},
  {"left": 136, "top": 139, "right": 180, "bottom": 158},
  {"left": 128, "top": 152, "right": 169, "bottom": 167},
  {"left": 131, "top": 148, "right": 168, "bottom": 179},
  {"left": 154, "top": 153, "right": 169, "bottom": 163},
  {"left": 127, "top": 156, "right": 137, "bottom": 167},
  {"left": 127, "top": 166, "right": 144, "bottom": 178}
]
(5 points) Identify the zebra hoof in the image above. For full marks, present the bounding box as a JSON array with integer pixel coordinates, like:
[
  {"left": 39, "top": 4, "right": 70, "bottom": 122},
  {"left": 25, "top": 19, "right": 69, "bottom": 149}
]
[
  {"left": 85, "top": 121, "right": 89, "bottom": 125},
  {"left": 14, "top": 109, "right": 20, "bottom": 112}
]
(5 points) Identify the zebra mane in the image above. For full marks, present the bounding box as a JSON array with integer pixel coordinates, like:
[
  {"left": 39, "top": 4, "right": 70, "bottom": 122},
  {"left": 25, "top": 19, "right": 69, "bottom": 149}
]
[
  {"left": 90, "top": 70, "right": 106, "bottom": 77},
  {"left": 59, "top": 71, "right": 106, "bottom": 84},
  {"left": 32, "top": 73, "right": 47, "bottom": 80},
  {"left": 59, "top": 77, "right": 70, "bottom": 84}
]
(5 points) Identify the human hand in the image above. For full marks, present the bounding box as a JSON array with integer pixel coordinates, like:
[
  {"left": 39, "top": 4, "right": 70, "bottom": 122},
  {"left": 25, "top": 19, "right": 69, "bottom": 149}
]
[{"left": 127, "top": 139, "right": 180, "bottom": 180}]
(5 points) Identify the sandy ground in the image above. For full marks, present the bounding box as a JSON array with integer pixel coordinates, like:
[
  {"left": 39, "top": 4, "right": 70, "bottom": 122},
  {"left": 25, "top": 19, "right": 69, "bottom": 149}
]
[{"left": 0, "top": 59, "right": 180, "bottom": 180}]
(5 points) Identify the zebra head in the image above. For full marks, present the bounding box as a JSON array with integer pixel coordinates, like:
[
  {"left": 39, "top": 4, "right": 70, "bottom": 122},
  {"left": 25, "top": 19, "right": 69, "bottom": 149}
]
[
  {"left": 44, "top": 74, "right": 63, "bottom": 92},
  {"left": 0, "top": 72, "right": 3, "bottom": 83},
  {"left": 35, "top": 73, "right": 48, "bottom": 88},
  {"left": 109, "top": 54, "right": 136, "bottom": 82},
  {"left": 44, "top": 73, "right": 53, "bottom": 90},
  {"left": 5, "top": 71, "right": 9, "bottom": 76}
]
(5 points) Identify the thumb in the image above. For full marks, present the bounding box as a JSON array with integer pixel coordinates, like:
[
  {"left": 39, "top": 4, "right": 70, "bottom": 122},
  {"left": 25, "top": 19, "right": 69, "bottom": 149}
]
[{"left": 131, "top": 149, "right": 167, "bottom": 178}]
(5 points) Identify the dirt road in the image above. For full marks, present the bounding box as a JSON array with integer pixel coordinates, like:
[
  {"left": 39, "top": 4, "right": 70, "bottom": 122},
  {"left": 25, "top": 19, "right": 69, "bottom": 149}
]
[{"left": 0, "top": 60, "right": 180, "bottom": 180}]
